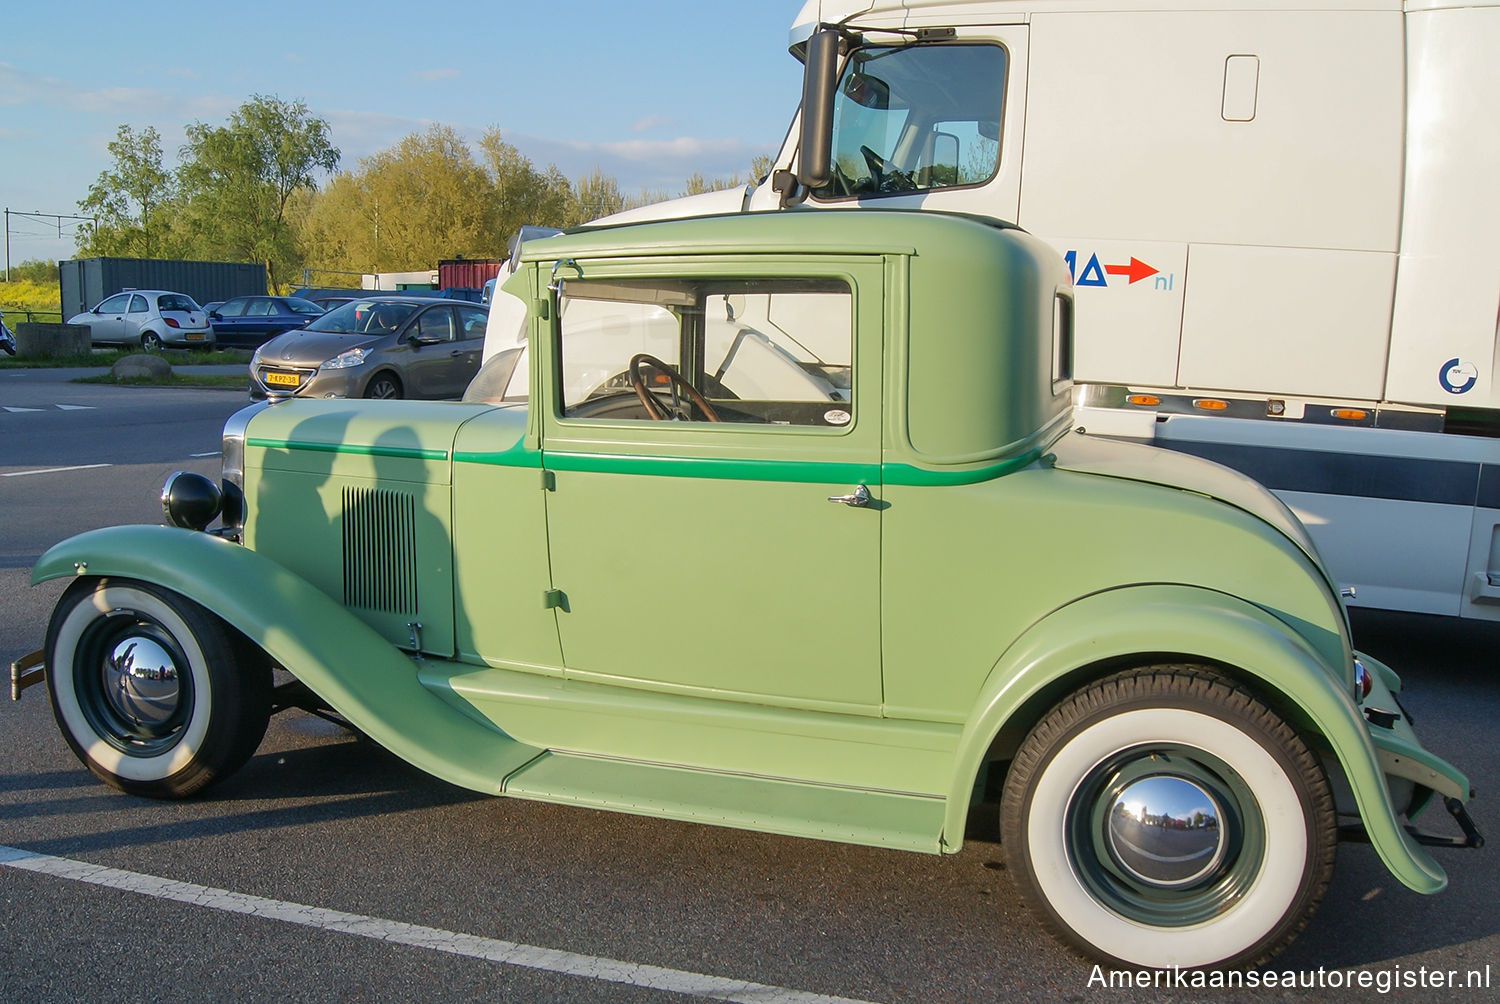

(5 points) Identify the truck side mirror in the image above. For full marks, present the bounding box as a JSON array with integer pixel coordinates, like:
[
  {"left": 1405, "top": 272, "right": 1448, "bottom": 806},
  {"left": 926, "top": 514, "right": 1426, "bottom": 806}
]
[{"left": 796, "top": 28, "right": 841, "bottom": 192}]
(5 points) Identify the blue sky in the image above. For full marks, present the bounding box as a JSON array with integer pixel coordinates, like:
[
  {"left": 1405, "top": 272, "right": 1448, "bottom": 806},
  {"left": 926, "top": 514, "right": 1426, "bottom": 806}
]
[{"left": 0, "top": 1, "right": 807, "bottom": 265}]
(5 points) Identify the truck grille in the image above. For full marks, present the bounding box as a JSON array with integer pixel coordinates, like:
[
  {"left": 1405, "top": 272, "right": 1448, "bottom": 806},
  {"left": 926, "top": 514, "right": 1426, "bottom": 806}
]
[{"left": 341, "top": 486, "right": 418, "bottom": 615}]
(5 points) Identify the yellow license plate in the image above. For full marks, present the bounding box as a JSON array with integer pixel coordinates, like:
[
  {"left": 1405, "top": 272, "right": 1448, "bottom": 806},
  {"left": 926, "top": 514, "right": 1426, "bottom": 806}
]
[
  {"left": 264, "top": 371, "right": 300, "bottom": 387},
  {"left": 186, "top": 333, "right": 205, "bottom": 341}
]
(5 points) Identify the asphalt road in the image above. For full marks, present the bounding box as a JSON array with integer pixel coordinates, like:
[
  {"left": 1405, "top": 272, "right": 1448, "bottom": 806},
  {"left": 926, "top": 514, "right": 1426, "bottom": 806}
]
[{"left": 2, "top": 376, "right": 1497, "bottom": 1002}]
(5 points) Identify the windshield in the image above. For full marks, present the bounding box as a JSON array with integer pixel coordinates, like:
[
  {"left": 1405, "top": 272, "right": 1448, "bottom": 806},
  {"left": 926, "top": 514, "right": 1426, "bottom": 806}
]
[
  {"left": 304, "top": 300, "right": 418, "bottom": 334},
  {"left": 157, "top": 294, "right": 199, "bottom": 312},
  {"left": 816, "top": 43, "right": 1006, "bottom": 200}
]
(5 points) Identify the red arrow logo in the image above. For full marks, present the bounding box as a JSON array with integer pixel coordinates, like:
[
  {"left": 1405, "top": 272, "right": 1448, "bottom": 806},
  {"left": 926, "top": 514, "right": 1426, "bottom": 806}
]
[{"left": 1104, "top": 257, "right": 1159, "bottom": 284}]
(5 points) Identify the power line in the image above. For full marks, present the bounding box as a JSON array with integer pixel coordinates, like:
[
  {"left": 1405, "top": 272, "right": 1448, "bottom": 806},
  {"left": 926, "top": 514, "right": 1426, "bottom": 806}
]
[{"left": 3, "top": 209, "right": 97, "bottom": 281}]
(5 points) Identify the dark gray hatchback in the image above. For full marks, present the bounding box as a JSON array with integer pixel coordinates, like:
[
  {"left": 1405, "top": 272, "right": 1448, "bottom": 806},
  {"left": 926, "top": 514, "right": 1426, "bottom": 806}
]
[{"left": 248, "top": 296, "right": 488, "bottom": 400}]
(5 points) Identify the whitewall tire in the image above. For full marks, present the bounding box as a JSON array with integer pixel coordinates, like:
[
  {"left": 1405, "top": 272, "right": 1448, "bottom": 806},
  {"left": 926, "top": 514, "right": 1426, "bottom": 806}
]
[
  {"left": 1000, "top": 666, "right": 1336, "bottom": 969},
  {"left": 45, "top": 577, "right": 271, "bottom": 798}
]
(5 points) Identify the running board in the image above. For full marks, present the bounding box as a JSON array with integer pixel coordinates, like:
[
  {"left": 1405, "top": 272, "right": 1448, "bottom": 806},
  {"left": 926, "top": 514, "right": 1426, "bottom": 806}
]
[{"left": 503, "top": 751, "right": 947, "bottom": 854}]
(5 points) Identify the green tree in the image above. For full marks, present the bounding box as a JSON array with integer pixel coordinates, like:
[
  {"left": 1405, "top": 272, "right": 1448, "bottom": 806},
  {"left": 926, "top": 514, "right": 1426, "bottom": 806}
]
[
  {"left": 680, "top": 171, "right": 745, "bottom": 197},
  {"left": 7, "top": 259, "right": 60, "bottom": 282},
  {"left": 570, "top": 168, "right": 626, "bottom": 224},
  {"left": 301, "top": 125, "right": 495, "bottom": 273},
  {"left": 175, "top": 95, "right": 339, "bottom": 288},
  {"left": 76, "top": 124, "right": 176, "bottom": 258},
  {"left": 479, "top": 129, "right": 575, "bottom": 237}
]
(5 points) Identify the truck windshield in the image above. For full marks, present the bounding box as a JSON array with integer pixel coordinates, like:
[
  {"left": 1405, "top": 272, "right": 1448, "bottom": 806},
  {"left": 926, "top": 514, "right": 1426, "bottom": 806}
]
[{"left": 816, "top": 43, "right": 1006, "bottom": 200}]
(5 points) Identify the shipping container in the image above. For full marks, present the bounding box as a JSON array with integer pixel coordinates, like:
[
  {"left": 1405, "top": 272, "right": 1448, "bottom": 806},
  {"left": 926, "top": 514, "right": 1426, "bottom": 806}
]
[
  {"left": 58, "top": 258, "right": 267, "bottom": 319},
  {"left": 438, "top": 259, "right": 504, "bottom": 291}
]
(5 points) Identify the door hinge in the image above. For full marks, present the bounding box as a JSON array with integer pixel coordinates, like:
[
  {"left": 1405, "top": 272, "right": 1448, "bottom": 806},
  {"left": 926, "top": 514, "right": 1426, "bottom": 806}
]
[{"left": 543, "top": 589, "right": 568, "bottom": 611}]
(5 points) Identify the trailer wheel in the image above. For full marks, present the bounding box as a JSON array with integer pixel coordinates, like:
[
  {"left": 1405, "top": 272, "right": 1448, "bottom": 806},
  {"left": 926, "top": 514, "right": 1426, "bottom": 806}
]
[
  {"left": 45, "top": 577, "right": 271, "bottom": 799},
  {"left": 999, "top": 666, "right": 1336, "bottom": 969}
]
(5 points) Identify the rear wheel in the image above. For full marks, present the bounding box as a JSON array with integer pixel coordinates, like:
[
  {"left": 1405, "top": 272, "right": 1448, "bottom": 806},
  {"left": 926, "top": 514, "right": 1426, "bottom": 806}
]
[
  {"left": 999, "top": 666, "right": 1336, "bottom": 969},
  {"left": 141, "top": 331, "right": 163, "bottom": 352},
  {"left": 44, "top": 578, "right": 272, "bottom": 798}
]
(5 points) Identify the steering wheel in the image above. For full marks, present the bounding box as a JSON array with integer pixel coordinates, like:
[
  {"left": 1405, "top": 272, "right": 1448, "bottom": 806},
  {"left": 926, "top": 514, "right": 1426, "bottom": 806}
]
[
  {"left": 860, "top": 145, "right": 887, "bottom": 187},
  {"left": 628, "top": 353, "right": 720, "bottom": 422}
]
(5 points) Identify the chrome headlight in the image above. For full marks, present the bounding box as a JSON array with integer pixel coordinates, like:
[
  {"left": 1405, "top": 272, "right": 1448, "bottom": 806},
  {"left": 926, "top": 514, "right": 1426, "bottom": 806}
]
[
  {"left": 161, "top": 471, "right": 222, "bottom": 531},
  {"left": 323, "top": 346, "right": 368, "bottom": 370}
]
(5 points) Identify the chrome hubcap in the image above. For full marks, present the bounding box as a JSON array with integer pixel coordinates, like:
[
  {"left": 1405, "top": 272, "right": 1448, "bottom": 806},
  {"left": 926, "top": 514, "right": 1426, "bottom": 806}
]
[
  {"left": 1105, "top": 775, "right": 1225, "bottom": 888},
  {"left": 103, "top": 636, "right": 182, "bottom": 732}
]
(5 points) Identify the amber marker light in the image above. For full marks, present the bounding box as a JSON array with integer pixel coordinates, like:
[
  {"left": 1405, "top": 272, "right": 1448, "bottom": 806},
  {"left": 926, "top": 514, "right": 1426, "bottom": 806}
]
[
  {"left": 1331, "top": 408, "right": 1368, "bottom": 421},
  {"left": 1192, "top": 399, "right": 1229, "bottom": 411},
  {"left": 1126, "top": 394, "right": 1161, "bottom": 406}
]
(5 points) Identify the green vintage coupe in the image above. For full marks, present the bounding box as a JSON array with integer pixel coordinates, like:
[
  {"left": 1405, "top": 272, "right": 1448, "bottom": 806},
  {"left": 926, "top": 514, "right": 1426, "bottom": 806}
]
[{"left": 13, "top": 211, "right": 1480, "bottom": 969}]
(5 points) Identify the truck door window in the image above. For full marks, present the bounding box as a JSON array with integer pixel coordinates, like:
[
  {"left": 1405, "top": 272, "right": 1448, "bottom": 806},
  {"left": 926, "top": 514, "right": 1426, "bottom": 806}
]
[
  {"left": 817, "top": 43, "right": 1006, "bottom": 200},
  {"left": 558, "top": 277, "right": 853, "bottom": 426}
]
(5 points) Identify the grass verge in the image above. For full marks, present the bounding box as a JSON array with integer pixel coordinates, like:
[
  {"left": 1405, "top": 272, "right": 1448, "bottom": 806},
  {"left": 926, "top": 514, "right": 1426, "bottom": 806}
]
[
  {"left": 0, "top": 348, "right": 252, "bottom": 369},
  {"left": 74, "top": 373, "right": 250, "bottom": 389}
]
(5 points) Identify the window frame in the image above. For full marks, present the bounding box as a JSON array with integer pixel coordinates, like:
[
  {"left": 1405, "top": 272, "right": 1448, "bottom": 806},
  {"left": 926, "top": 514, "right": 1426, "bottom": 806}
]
[
  {"left": 810, "top": 40, "right": 1011, "bottom": 205},
  {"left": 551, "top": 271, "right": 861, "bottom": 434}
]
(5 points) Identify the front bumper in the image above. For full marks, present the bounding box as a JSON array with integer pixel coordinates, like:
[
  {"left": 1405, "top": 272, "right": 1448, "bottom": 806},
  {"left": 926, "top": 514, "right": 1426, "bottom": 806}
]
[{"left": 249, "top": 362, "right": 363, "bottom": 399}]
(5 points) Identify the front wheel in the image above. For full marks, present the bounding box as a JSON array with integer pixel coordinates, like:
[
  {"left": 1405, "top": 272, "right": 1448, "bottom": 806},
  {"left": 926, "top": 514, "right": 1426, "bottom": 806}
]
[
  {"left": 44, "top": 578, "right": 272, "bottom": 798},
  {"left": 1000, "top": 666, "right": 1336, "bottom": 969},
  {"left": 363, "top": 372, "right": 402, "bottom": 399}
]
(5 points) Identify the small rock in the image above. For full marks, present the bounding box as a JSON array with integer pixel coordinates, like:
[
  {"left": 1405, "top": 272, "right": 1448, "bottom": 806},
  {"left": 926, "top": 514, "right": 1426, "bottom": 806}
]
[{"left": 112, "top": 353, "right": 172, "bottom": 380}]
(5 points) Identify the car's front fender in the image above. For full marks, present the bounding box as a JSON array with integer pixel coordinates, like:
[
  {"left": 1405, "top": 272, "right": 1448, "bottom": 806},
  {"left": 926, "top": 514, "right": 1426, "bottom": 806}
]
[
  {"left": 32, "top": 525, "right": 542, "bottom": 792},
  {"left": 944, "top": 583, "right": 1457, "bottom": 895}
]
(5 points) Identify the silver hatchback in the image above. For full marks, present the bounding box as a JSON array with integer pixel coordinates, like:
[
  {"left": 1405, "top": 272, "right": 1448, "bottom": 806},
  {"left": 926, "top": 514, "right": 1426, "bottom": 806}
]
[
  {"left": 67, "top": 290, "right": 214, "bottom": 351},
  {"left": 248, "top": 296, "right": 488, "bottom": 400}
]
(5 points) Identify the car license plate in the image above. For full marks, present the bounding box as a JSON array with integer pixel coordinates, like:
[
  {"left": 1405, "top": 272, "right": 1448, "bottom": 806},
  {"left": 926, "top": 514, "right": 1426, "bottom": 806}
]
[
  {"left": 186, "top": 333, "right": 205, "bottom": 341},
  {"left": 264, "top": 371, "right": 300, "bottom": 388}
]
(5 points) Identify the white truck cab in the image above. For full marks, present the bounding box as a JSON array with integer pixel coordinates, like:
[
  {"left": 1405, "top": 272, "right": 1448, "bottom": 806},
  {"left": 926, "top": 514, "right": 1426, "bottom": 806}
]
[{"left": 485, "top": 0, "right": 1500, "bottom": 619}]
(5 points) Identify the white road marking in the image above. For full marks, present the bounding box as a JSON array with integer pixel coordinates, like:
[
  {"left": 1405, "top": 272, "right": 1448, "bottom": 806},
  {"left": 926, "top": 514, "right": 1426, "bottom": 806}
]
[
  {"left": 55, "top": 404, "right": 95, "bottom": 411},
  {"left": 2, "top": 406, "right": 44, "bottom": 413},
  {"left": 0, "top": 845, "right": 877, "bottom": 1004},
  {"left": 2, "top": 463, "right": 111, "bottom": 478},
  {"left": 190, "top": 451, "right": 221, "bottom": 457}
]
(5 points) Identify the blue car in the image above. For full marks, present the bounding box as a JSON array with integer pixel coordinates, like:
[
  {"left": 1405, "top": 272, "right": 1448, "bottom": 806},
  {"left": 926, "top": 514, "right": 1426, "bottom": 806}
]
[{"left": 207, "top": 296, "right": 325, "bottom": 348}]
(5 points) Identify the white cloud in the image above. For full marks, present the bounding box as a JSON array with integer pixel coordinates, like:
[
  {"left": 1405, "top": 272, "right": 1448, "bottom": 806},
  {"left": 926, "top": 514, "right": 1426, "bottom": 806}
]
[{"left": 631, "top": 114, "right": 672, "bottom": 133}]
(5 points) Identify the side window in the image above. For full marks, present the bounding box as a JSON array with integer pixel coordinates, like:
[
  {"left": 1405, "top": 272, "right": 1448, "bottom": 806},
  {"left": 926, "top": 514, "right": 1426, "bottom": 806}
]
[
  {"left": 558, "top": 277, "right": 853, "bottom": 426},
  {"left": 97, "top": 293, "right": 130, "bottom": 312},
  {"left": 1053, "top": 291, "right": 1075, "bottom": 392},
  {"left": 247, "top": 298, "right": 276, "bottom": 317},
  {"left": 128, "top": 295, "right": 149, "bottom": 313},
  {"left": 817, "top": 43, "right": 1006, "bottom": 200},
  {"left": 216, "top": 299, "right": 247, "bottom": 317},
  {"left": 415, "top": 306, "right": 456, "bottom": 342},
  {"left": 455, "top": 305, "right": 488, "bottom": 339}
]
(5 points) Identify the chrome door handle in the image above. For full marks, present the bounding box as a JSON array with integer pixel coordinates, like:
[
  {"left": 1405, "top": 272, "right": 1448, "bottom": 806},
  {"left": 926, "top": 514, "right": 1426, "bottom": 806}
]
[{"left": 827, "top": 484, "right": 871, "bottom": 507}]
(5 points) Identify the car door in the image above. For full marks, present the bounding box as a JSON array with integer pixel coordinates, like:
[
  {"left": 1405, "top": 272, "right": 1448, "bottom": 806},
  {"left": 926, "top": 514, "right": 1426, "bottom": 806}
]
[
  {"left": 210, "top": 297, "right": 249, "bottom": 346},
  {"left": 402, "top": 304, "right": 460, "bottom": 397},
  {"left": 450, "top": 304, "right": 488, "bottom": 394},
  {"left": 123, "top": 294, "right": 150, "bottom": 344},
  {"left": 87, "top": 293, "right": 131, "bottom": 344},
  {"left": 538, "top": 257, "right": 884, "bottom": 711}
]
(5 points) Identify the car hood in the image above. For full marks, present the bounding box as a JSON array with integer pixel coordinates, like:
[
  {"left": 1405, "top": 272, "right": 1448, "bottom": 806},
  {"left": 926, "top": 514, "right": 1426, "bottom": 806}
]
[
  {"left": 1050, "top": 429, "right": 1329, "bottom": 578},
  {"left": 260, "top": 330, "right": 383, "bottom": 366},
  {"left": 244, "top": 398, "right": 498, "bottom": 485}
]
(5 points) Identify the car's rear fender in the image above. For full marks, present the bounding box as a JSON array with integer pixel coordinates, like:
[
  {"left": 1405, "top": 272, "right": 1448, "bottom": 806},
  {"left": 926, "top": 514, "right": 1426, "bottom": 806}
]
[
  {"left": 32, "top": 524, "right": 542, "bottom": 791},
  {"left": 945, "top": 583, "right": 1456, "bottom": 895}
]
